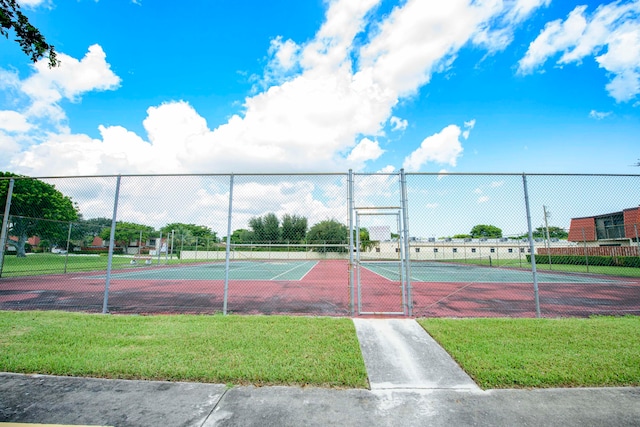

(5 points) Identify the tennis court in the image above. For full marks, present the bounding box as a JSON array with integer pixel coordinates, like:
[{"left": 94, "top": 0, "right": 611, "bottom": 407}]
[
  {"left": 357, "top": 260, "right": 640, "bottom": 317},
  {"left": 361, "top": 260, "right": 620, "bottom": 283},
  {"left": 86, "top": 260, "right": 318, "bottom": 281},
  {"left": 1, "top": 259, "right": 639, "bottom": 317}
]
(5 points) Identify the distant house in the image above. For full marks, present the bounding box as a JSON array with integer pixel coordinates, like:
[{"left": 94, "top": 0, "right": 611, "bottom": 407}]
[
  {"left": 568, "top": 206, "right": 640, "bottom": 246},
  {"left": 91, "top": 236, "right": 106, "bottom": 247}
]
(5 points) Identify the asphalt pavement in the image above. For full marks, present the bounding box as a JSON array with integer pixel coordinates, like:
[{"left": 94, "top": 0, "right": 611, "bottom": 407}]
[{"left": 1, "top": 318, "right": 639, "bottom": 426}]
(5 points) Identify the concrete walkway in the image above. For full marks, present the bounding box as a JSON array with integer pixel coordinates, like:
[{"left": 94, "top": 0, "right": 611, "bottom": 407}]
[
  {"left": 353, "top": 318, "right": 479, "bottom": 391},
  {"left": 1, "top": 319, "right": 640, "bottom": 426}
]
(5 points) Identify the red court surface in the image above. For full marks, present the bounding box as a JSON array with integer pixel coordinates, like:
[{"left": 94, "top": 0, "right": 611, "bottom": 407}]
[{"left": 1, "top": 260, "right": 639, "bottom": 317}]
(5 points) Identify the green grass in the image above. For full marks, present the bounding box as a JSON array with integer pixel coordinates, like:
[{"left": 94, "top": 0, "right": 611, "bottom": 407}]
[
  {"left": 0, "top": 311, "right": 368, "bottom": 388},
  {"left": 0, "top": 253, "right": 208, "bottom": 276},
  {"left": 418, "top": 316, "right": 640, "bottom": 389}
]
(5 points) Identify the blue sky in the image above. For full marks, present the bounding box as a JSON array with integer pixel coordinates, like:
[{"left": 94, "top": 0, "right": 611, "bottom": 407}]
[{"left": 1, "top": 0, "right": 639, "bottom": 177}]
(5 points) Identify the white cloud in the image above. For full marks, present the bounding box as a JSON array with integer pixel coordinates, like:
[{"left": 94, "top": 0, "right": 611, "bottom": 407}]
[
  {"left": 425, "top": 203, "right": 439, "bottom": 209},
  {"left": 518, "top": 1, "right": 640, "bottom": 102},
  {"left": 437, "top": 169, "right": 448, "bottom": 180},
  {"left": 0, "top": 110, "right": 32, "bottom": 132},
  {"left": 17, "top": 0, "right": 50, "bottom": 7},
  {"left": 3, "top": 44, "right": 121, "bottom": 130},
  {"left": 589, "top": 109, "right": 612, "bottom": 119},
  {"left": 402, "top": 124, "right": 465, "bottom": 172},
  {"left": 462, "top": 118, "right": 476, "bottom": 139},
  {"left": 347, "top": 138, "right": 385, "bottom": 164},
  {"left": 478, "top": 196, "right": 490, "bottom": 203},
  {"left": 3, "top": 0, "right": 553, "bottom": 176},
  {"left": 474, "top": 188, "right": 483, "bottom": 194},
  {"left": 490, "top": 180, "right": 504, "bottom": 188},
  {"left": 390, "top": 116, "right": 408, "bottom": 131}
]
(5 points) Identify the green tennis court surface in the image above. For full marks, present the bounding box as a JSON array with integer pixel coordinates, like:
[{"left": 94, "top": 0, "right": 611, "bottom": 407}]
[
  {"left": 88, "top": 260, "right": 318, "bottom": 281},
  {"left": 361, "top": 261, "right": 619, "bottom": 283}
]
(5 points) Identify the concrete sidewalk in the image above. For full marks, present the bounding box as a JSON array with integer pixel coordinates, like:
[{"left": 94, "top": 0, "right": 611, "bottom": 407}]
[
  {"left": 1, "top": 319, "right": 639, "bottom": 426},
  {"left": 2, "top": 373, "right": 639, "bottom": 426}
]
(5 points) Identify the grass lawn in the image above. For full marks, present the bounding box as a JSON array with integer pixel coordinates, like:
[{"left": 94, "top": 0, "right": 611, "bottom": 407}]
[
  {"left": 419, "top": 316, "right": 640, "bottom": 389},
  {"left": 0, "top": 253, "right": 206, "bottom": 277},
  {"left": 0, "top": 311, "right": 368, "bottom": 388}
]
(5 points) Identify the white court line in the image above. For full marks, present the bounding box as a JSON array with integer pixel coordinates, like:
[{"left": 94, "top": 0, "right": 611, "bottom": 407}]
[{"left": 270, "top": 261, "right": 318, "bottom": 280}]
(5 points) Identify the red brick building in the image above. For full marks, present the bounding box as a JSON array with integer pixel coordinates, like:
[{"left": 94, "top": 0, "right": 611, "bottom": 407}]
[{"left": 568, "top": 206, "right": 640, "bottom": 244}]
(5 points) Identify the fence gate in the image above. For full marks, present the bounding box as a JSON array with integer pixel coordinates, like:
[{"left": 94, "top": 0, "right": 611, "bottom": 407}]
[{"left": 355, "top": 208, "right": 409, "bottom": 315}]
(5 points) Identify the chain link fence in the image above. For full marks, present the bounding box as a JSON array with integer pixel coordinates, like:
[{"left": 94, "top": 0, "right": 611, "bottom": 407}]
[{"left": 1, "top": 172, "right": 639, "bottom": 317}]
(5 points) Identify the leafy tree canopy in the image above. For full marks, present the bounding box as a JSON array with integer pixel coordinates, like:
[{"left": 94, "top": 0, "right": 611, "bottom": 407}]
[
  {"left": 99, "top": 221, "right": 155, "bottom": 247},
  {"left": 518, "top": 226, "right": 568, "bottom": 240},
  {"left": 1, "top": 172, "right": 78, "bottom": 256},
  {"left": 470, "top": 224, "right": 503, "bottom": 239},
  {"left": 160, "top": 223, "right": 217, "bottom": 243},
  {"left": 248, "top": 213, "right": 307, "bottom": 244},
  {"left": 1, "top": 0, "right": 58, "bottom": 66},
  {"left": 229, "top": 228, "right": 253, "bottom": 244},
  {"left": 453, "top": 234, "right": 472, "bottom": 239},
  {"left": 307, "top": 219, "right": 348, "bottom": 252},
  {"left": 281, "top": 214, "right": 307, "bottom": 243}
]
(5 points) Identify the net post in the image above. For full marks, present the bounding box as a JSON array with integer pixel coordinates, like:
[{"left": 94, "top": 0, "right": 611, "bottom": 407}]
[
  {"left": 157, "top": 231, "right": 162, "bottom": 265},
  {"left": 0, "top": 178, "right": 15, "bottom": 278},
  {"left": 348, "top": 170, "right": 355, "bottom": 316},
  {"left": 103, "top": 175, "right": 121, "bottom": 314},
  {"left": 223, "top": 174, "right": 234, "bottom": 315},
  {"left": 522, "top": 173, "right": 541, "bottom": 318}
]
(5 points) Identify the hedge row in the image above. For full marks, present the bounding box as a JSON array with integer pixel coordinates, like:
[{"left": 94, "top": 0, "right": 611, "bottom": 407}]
[{"left": 526, "top": 254, "right": 640, "bottom": 267}]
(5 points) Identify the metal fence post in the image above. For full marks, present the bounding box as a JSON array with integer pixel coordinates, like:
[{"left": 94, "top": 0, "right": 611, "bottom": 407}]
[
  {"left": 522, "top": 173, "right": 541, "bottom": 318},
  {"left": 0, "top": 178, "right": 15, "bottom": 278},
  {"left": 581, "top": 228, "right": 590, "bottom": 273},
  {"left": 348, "top": 169, "right": 355, "bottom": 316},
  {"left": 223, "top": 174, "right": 234, "bottom": 315},
  {"left": 63, "top": 222, "right": 72, "bottom": 274},
  {"left": 103, "top": 175, "right": 121, "bottom": 314},
  {"left": 400, "top": 169, "right": 412, "bottom": 316}
]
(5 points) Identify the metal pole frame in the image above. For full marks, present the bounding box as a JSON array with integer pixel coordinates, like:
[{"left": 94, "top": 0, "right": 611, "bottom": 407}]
[
  {"left": 581, "top": 228, "right": 590, "bottom": 273},
  {"left": 522, "top": 173, "right": 541, "bottom": 318},
  {"left": 223, "top": 174, "right": 234, "bottom": 315},
  {"left": 63, "top": 222, "right": 72, "bottom": 274},
  {"left": 157, "top": 231, "right": 163, "bottom": 265},
  {"left": 543, "top": 205, "right": 552, "bottom": 269},
  {"left": 400, "top": 169, "right": 412, "bottom": 316},
  {"left": 0, "top": 178, "right": 15, "bottom": 278},
  {"left": 103, "top": 175, "right": 122, "bottom": 314},
  {"left": 348, "top": 170, "right": 355, "bottom": 316}
]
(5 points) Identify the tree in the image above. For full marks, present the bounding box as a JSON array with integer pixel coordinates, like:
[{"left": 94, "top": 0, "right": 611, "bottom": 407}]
[
  {"left": 262, "top": 213, "right": 280, "bottom": 243},
  {"left": 529, "top": 226, "right": 568, "bottom": 240},
  {"left": 281, "top": 214, "right": 307, "bottom": 243},
  {"left": 453, "top": 234, "right": 472, "bottom": 239},
  {"left": 229, "top": 228, "right": 253, "bottom": 244},
  {"left": 1, "top": 0, "right": 58, "bottom": 67},
  {"left": 356, "top": 227, "right": 376, "bottom": 251},
  {"left": 306, "top": 219, "right": 348, "bottom": 252},
  {"left": 1, "top": 172, "right": 78, "bottom": 257},
  {"left": 160, "top": 223, "right": 218, "bottom": 247},
  {"left": 99, "top": 221, "right": 155, "bottom": 249},
  {"left": 73, "top": 216, "right": 112, "bottom": 247},
  {"left": 470, "top": 224, "right": 502, "bottom": 239}
]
